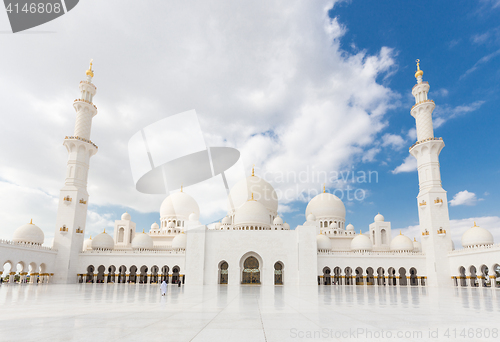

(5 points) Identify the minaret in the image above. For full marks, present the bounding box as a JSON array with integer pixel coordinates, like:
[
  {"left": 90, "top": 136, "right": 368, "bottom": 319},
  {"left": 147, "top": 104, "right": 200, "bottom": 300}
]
[
  {"left": 409, "top": 60, "right": 452, "bottom": 287},
  {"left": 52, "top": 61, "right": 98, "bottom": 283}
]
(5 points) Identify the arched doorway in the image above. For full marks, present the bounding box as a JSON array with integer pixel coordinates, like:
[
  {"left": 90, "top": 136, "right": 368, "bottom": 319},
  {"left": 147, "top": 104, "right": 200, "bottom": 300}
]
[
  {"left": 151, "top": 265, "right": 159, "bottom": 284},
  {"left": 129, "top": 265, "right": 137, "bottom": 283},
  {"left": 139, "top": 265, "right": 148, "bottom": 284},
  {"left": 333, "top": 267, "right": 342, "bottom": 285},
  {"left": 323, "top": 267, "right": 331, "bottom": 285},
  {"left": 344, "top": 267, "right": 353, "bottom": 285},
  {"left": 96, "top": 265, "right": 105, "bottom": 283},
  {"left": 399, "top": 267, "right": 407, "bottom": 286},
  {"left": 409, "top": 268, "right": 418, "bottom": 286},
  {"left": 86, "top": 265, "right": 94, "bottom": 283},
  {"left": 469, "top": 266, "right": 478, "bottom": 287},
  {"left": 274, "top": 262, "right": 283, "bottom": 285},
  {"left": 108, "top": 265, "right": 116, "bottom": 283},
  {"left": 242, "top": 256, "right": 260, "bottom": 284},
  {"left": 172, "top": 266, "right": 180, "bottom": 283},
  {"left": 219, "top": 261, "right": 228, "bottom": 284},
  {"left": 118, "top": 265, "right": 127, "bottom": 283}
]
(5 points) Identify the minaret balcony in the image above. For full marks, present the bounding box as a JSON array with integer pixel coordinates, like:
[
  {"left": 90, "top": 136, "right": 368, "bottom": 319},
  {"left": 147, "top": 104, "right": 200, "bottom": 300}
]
[
  {"left": 73, "top": 98, "right": 97, "bottom": 110},
  {"left": 411, "top": 99, "right": 434, "bottom": 111},
  {"left": 409, "top": 137, "right": 443, "bottom": 151},
  {"left": 64, "top": 136, "right": 98, "bottom": 150}
]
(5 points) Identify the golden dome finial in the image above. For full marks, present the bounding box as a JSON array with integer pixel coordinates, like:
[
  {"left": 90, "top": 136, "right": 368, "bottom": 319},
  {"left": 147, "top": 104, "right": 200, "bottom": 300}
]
[
  {"left": 359, "top": 229, "right": 362, "bottom": 234},
  {"left": 103, "top": 228, "right": 106, "bottom": 233},
  {"left": 323, "top": 184, "right": 326, "bottom": 193},
  {"left": 414, "top": 237, "right": 416, "bottom": 241},
  {"left": 86, "top": 59, "right": 94, "bottom": 78},
  {"left": 142, "top": 228, "right": 145, "bottom": 233},
  {"left": 180, "top": 184, "right": 183, "bottom": 192},
  {"left": 90, "top": 235, "right": 92, "bottom": 240},
  {"left": 252, "top": 164, "right": 255, "bottom": 177},
  {"left": 400, "top": 230, "right": 402, "bottom": 235},
  {"left": 415, "top": 59, "right": 423, "bottom": 79},
  {"left": 30, "top": 218, "right": 33, "bottom": 224},
  {"left": 473, "top": 221, "right": 477, "bottom": 227}
]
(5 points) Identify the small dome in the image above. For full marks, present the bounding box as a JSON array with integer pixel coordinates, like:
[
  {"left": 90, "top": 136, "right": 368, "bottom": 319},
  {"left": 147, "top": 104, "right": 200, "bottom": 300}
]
[
  {"left": 461, "top": 222, "right": 494, "bottom": 248},
  {"left": 374, "top": 213, "right": 385, "bottom": 222},
  {"left": 283, "top": 222, "right": 290, "bottom": 230},
  {"left": 131, "top": 232, "right": 153, "bottom": 250},
  {"left": 215, "top": 222, "right": 222, "bottom": 230},
  {"left": 160, "top": 191, "right": 200, "bottom": 220},
  {"left": 317, "top": 233, "right": 331, "bottom": 250},
  {"left": 92, "top": 230, "right": 114, "bottom": 250},
  {"left": 234, "top": 200, "right": 270, "bottom": 226},
  {"left": 172, "top": 233, "right": 187, "bottom": 250},
  {"left": 306, "top": 214, "right": 316, "bottom": 222},
  {"left": 121, "top": 212, "right": 131, "bottom": 221},
  {"left": 151, "top": 222, "right": 159, "bottom": 230},
  {"left": 413, "top": 238, "right": 421, "bottom": 252},
  {"left": 83, "top": 236, "right": 92, "bottom": 251},
  {"left": 13, "top": 220, "right": 44, "bottom": 245},
  {"left": 346, "top": 223, "right": 355, "bottom": 231},
  {"left": 390, "top": 232, "right": 414, "bottom": 251},
  {"left": 350, "top": 233, "right": 373, "bottom": 251},
  {"left": 167, "top": 221, "right": 176, "bottom": 229},
  {"left": 273, "top": 216, "right": 283, "bottom": 225},
  {"left": 222, "top": 216, "right": 232, "bottom": 225},
  {"left": 189, "top": 212, "right": 199, "bottom": 221}
]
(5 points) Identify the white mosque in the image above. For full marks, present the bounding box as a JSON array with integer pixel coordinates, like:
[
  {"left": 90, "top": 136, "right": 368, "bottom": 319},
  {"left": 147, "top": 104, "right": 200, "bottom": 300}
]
[{"left": 0, "top": 61, "right": 499, "bottom": 289}]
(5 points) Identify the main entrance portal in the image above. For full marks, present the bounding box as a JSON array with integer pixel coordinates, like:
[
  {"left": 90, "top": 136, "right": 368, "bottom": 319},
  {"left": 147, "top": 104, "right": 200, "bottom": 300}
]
[{"left": 242, "top": 256, "right": 260, "bottom": 284}]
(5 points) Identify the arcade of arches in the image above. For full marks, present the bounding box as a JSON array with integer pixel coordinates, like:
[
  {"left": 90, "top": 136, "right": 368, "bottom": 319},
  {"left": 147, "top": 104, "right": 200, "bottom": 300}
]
[
  {"left": 218, "top": 257, "right": 285, "bottom": 285},
  {"left": 452, "top": 263, "right": 500, "bottom": 288},
  {"left": 78, "top": 264, "right": 184, "bottom": 284},
  {"left": 319, "top": 266, "right": 426, "bottom": 286}
]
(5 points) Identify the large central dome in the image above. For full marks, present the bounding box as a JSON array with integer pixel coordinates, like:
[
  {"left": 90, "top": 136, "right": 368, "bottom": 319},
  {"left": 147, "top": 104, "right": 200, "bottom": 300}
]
[
  {"left": 160, "top": 191, "right": 200, "bottom": 220},
  {"left": 228, "top": 175, "right": 278, "bottom": 214},
  {"left": 305, "top": 192, "right": 346, "bottom": 221}
]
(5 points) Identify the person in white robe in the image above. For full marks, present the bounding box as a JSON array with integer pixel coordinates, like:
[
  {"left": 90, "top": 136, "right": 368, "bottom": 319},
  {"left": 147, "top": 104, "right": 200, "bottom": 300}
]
[{"left": 160, "top": 280, "right": 167, "bottom": 296}]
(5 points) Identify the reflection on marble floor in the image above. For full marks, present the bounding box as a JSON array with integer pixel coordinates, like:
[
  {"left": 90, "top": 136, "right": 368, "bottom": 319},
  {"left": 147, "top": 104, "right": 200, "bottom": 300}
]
[{"left": 0, "top": 284, "right": 499, "bottom": 342}]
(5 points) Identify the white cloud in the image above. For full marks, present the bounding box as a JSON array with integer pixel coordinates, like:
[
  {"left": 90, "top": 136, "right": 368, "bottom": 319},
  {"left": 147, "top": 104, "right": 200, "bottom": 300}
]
[
  {"left": 362, "top": 148, "right": 380, "bottom": 163},
  {"left": 399, "top": 216, "right": 500, "bottom": 249},
  {"left": 407, "top": 128, "right": 417, "bottom": 141},
  {"left": 0, "top": 1, "right": 400, "bottom": 238},
  {"left": 381, "top": 133, "right": 405, "bottom": 150},
  {"left": 449, "top": 190, "right": 478, "bottom": 207},
  {"left": 392, "top": 156, "right": 417, "bottom": 174},
  {"left": 433, "top": 100, "right": 485, "bottom": 128},
  {"left": 460, "top": 49, "right": 500, "bottom": 79}
]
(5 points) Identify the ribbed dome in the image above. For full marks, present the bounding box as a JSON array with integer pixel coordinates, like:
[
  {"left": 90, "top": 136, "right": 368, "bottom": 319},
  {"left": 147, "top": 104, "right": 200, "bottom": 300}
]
[
  {"left": 83, "top": 236, "right": 92, "bottom": 251},
  {"left": 228, "top": 175, "right": 278, "bottom": 214},
  {"left": 317, "top": 233, "right": 331, "bottom": 250},
  {"left": 121, "top": 212, "right": 131, "bottom": 221},
  {"left": 374, "top": 213, "right": 385, "bottom": 222},
  {"left": 350, "top": 233, "right": 373, "bottom": 251},
  {"left": 234, "top": 200, "right": 270, "bottom": 226},
  {"left": 172, "top": 233, "right": 187, "bottom": 250},
  {"left": 131, "top": 232, "right": 154, "bottom": 250},
  {"left": 390, "top": 233, "right": 414, "bottom": 252},
  {"left": 160, "top": 191, "right": 200, "bottom": 220},
  {"left": 151, "top": 222, "right": 159, "bottom": 229},
  {"left": 305, "top": 192, "right": 345, "bottom": 221},
  {"left": 92, "top": 231, "right": 114, "bottom": 250},
  {"left": 222, "top": 216, "right": 232, "bottom": 224},
  {"left": 273, "top": 216, "right": 283, "bottom": 225},
  {"left": 346, "top": 223, "right": 355, "bottom": 231},
  {"left": 13, "top": 220, "right": 44, "bottom": 245},
  {"left": 461, "top": 223, "right": 494, "bottom": 248}
]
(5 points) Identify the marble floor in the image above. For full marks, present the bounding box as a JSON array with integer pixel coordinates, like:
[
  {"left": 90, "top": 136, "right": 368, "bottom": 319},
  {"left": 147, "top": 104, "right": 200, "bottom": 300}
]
[{"left": 0, "top": 284, "right": 499, "bottom": 342}]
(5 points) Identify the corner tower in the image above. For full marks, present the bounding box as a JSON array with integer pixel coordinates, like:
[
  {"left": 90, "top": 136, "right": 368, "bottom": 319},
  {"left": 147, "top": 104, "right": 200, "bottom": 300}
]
[
  {"left": 52, "top": 61, "right": 99, "bottom": 283},
  {"left": 409, "top": 60, "right": 452, "bottom": 287}
]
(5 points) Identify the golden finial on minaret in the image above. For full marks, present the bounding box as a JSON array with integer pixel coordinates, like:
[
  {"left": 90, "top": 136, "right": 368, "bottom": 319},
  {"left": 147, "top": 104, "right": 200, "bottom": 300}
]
[
  {"left": 415, "top": 59, "right": 423, "bottom": 79},
  {"left": 252, "top": 164, "right": 255, "bottom": 177},
  {"left": 323, "top": 184, "right": 326, "bottom": 193},
  {"left": 86, "top": 59, "right": 94, "bottom": 78},
  {"left": 251, "top": 192, "right": 254, "bottom": 201}
]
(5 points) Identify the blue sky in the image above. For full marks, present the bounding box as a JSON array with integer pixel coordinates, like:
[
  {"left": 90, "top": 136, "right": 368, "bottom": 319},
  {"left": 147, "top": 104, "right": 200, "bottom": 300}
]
[{"left": 0, "top": 0, "right": 499, "bottom": 246}]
